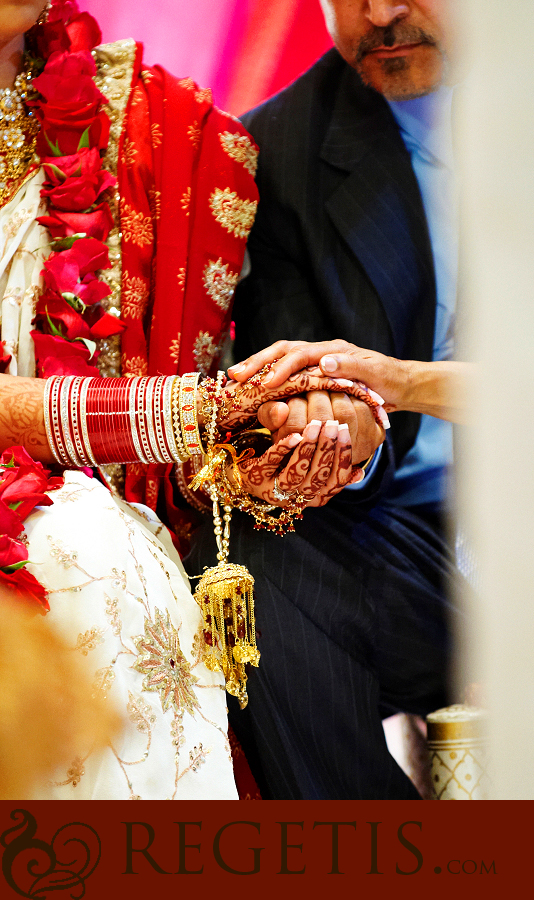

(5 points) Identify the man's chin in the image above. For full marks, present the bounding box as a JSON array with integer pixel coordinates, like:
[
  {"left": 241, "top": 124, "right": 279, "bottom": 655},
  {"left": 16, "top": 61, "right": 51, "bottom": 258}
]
[{"left": 356, "top": 55, "right": 444, "bottom": 101}]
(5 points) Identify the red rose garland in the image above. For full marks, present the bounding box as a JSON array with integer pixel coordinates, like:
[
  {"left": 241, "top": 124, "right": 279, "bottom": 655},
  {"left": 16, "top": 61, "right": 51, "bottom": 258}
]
[
  {"left": 0, "top": 1, "right": 122, "bottom": 610},
  {"left": 0, "top": 447, "right": 64, "bottom": 612},
  {"left": 27, "top": 0, "right": 126, "bottom": 378}
]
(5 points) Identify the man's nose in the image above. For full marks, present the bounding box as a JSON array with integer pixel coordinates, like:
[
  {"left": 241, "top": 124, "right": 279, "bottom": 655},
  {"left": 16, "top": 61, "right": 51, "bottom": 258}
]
[{"left": 365, "top": 0, "right": 411, "bottom": 28}]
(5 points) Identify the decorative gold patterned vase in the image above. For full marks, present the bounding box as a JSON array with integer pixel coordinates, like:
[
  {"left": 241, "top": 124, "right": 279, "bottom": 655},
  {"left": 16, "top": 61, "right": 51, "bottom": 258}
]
[{"left": 426, "top": 704, "right": 489, "bottom": 800}]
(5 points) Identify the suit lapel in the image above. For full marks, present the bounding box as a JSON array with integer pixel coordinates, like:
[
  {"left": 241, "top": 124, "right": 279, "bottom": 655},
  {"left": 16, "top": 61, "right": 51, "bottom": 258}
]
[{"left": 320, "top": 67, "right": 437, "bottom": 360}]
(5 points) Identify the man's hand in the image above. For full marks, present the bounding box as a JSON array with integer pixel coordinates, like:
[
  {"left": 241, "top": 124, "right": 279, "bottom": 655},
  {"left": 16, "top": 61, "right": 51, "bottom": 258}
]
[{"left": 229, "top": 339, "right": 405, "bottom": 410}]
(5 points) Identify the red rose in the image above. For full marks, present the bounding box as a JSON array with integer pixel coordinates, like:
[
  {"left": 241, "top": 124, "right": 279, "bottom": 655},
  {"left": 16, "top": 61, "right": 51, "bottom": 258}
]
[
  {"left": 35, "top": 292, "right": 90, "bottom": 341},
  {"left": 0, "top": 340, "right": 11, "bottom": 373},
  {"left": 0, "top": 451, "right": 55, "bottom": 520},
  {"left": 48, "top": 0, "right": 79, "bottom": 25},
  {"left": 31, "top": 332, "right": 100, "bottom": 378},
  {"left": 86, "top": 309, "right": 127, "bottom": 340},
  {"left": 76, "top": 274, "right": 112, "bottom": 306},
  {"left": 36, "top": 106, "right": 110, "bottom": 157},
  {"left": 66, "top": 12, "right": 102, "bottom": 52},
  {"left": 43, "top": 237, "right": 111, "bottom": 293},
  {"left": 41, "top": 168, "right": 116, "bottom": 212},
  {"left": 37, "top": 203, "right": 114, "bottom": 242},
  {"left": 0, "top": 566, "right": 50, "bottom": 613},
  {"left": 61, "top": 237, "right": 110, "bottom": 278},
  {"left": 33, "top": 51, "right": 102, "bottom": 104},
  {"left": 0, "top": 535, "right": 29, "bottom": 569},
  {"left": 0, "top": 498, "right": 23, "bottom": 539},
  {"left": 42, "top": 146, "right": 103, "bottom": 182},
  {"left": 34, "top": 19, "right": 71, "bottom": 58}
]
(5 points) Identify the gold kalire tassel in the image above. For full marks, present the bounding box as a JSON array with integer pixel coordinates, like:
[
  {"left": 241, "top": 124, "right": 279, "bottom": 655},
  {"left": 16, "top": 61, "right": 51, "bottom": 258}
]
[{"left": 191, "top": 448, "right": 260, "bottom": 709}]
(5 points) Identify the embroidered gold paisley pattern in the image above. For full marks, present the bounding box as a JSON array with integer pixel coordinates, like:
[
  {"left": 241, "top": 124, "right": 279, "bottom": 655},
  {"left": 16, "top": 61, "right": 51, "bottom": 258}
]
[
  {"left": 122, "top": 354, "right": 148, "bottom": 377},
  {"left": 193, "top": 331, "right": 217, "bottom": 376},
  {"left": 121, "top": 271, "right": 149, "bottom": 320},
  {"left": 127, "top": 691, "right": 157, "bottom": 733},
  {"left": 73, "top": 628, "right": 105, "bottom": 656},
  {"left": 121, "top": 200, "right": 154, "bottom": 247},
  {"left": 187, "top": 122, "right": 201, "bottom": 148},
  {"left": 133, "top": 609, "right": 200, "bottom": 716},
  {"left": 219, "top": 132, "right": 259, "bottom": 177},
  {"left": 121, "top": 137, "right": 138, "bottom": 167},
  {"left": 148, "top": 188, "right": 161, "bottom": 220},
  {"left": 209, "top": 188, "right": 257, "bottom": 240},
  {"left": 169, "top": 335, "right": 181, "bottom": 363},
  {"left": 181, "top": 187, "right": 191, "bottom": 215},
  {"left": 195, "top": 87, "right": 212, "bottom": 105},
  {"left": 151, "top": 123, "right": 163, "bottom": 148},
  {"left": 203, "top": 258, "right": 239, "bottom": 312},
  {"left": 177, "top": 77, "right": 196, "bottom": 91}
]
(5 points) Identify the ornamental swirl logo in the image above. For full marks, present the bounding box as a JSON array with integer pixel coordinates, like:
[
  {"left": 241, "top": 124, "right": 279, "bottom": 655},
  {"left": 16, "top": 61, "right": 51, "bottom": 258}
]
[{"left": 1, "top": 809, "right": 101, "bottom": 898}]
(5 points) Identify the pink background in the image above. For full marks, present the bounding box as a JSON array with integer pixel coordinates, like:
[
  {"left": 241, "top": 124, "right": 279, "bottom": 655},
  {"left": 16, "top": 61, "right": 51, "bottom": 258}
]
[{"left": 78, "top": 0, "right": 333, "bottom": 115}]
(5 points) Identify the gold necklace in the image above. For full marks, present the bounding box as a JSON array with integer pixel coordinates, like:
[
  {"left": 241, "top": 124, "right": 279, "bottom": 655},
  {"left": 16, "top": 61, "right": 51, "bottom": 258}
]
[{"left": 0, "top": 62, "right": 39, "bottom": 208}]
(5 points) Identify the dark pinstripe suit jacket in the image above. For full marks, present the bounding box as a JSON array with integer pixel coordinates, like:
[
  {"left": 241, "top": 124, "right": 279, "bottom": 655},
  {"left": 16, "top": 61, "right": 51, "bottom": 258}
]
[{"left": 234, "top": 48, "right": 438, "bottom": 469}]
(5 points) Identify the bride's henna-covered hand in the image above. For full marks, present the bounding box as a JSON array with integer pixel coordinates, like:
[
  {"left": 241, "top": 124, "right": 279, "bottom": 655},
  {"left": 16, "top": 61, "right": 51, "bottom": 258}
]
[
  {"left": 236, "top": 419, "right": 363, "bottom": 509},
  {"left": 218, "top": 368, "right": 382, "bottom": 432}
]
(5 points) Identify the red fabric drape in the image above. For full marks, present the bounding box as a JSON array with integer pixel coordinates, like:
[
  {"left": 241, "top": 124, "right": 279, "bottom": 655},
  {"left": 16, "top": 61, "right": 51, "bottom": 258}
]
[{"left": 116, "top": 46, "right": 258, "bottom": 515}]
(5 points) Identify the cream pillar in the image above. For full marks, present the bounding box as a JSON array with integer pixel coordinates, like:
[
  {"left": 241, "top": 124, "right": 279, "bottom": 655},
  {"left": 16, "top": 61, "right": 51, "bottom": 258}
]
[{"left": 457, "top": 0, "right": 534, "bottom": 798}]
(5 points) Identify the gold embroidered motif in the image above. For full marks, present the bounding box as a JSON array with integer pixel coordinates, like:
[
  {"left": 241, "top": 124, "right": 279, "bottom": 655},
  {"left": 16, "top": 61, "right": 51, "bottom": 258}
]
[
  {"left": 187, "top": 122, "right": 201, "bottom": 148},
  {"left": 178, "top": 77, "right": 196, "bottom": 91},
  {"left": 141, "top": 69, "right": 154, "bottom": 84},
  {"left": 180, "top": 187, "right": 191, "bottom": 215},
  {"left": 122, "top": 271, "right": 149, "bottom": 320},
  {"left": 177, "top": 267, "right": 186, "bottom": 291},
  {"left": 219, "top": 132, "right": 259, "bottom": 177},
  {"left": 122, "top": 354, "right": 148, "bottom": 377},
  {"left": 131, "top": 85, "right": 144, "bottom": 107},
  {"left": 203, "top": 258, "right": 239, "bottom": 312},
  {"left": 3, "top": 208, "right": 33, "bottom": 242},
  {"left": 148, "top": 188, "right": 161, "bottom": 220},
  {"left": 193, "top": 331, "right": 217, "bottom": 376},
  {"left": 105, "top": 594, "right": 122, "bottom": 636},
  {"left": 169, "top": 335, "right": 181, "bottom": 364},
  {"left": 121, "top": 137, "right": 138, "bottom": 167},
  {"left": 151, "top": 123, "right": 163, "bottom": 148},
  {"left": 73, "top": 628, "right": 105, "bottom": 656},
  {"left": 209, "top": 188, "right": 257, "bottom": 240},
  {"left": 133, "top": 609, "right": 200, "bottom": 716},
  {"left": 121, "top": 201, "right": 154, "bottom": 248},
  {"left": 92, "top": 665, "right": 115, "bottom": 700},
  {"left": 195, "top": 87, "right": 212, "bottom": 105},
  {"left": 127, "top": 691, "right": 157, "bottom": 733},
  {"left": 54, "top": 756, "right": 86, "bottom": 788}
]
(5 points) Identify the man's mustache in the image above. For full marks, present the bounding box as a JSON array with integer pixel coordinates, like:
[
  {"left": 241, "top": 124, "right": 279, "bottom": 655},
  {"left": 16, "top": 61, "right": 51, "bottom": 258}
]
[{"left": 356, "top": 24, "right": 438, "bottom": 61}]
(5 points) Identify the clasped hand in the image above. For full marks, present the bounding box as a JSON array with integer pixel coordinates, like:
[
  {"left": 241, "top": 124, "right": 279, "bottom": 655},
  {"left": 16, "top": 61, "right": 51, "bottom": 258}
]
[{"left": 219, "top": 363, "right": 387, "bottom": 509}]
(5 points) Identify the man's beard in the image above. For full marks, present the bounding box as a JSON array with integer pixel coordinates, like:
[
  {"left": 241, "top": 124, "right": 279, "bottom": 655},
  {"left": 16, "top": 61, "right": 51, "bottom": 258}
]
[{"left": 354, "top": 23, "right": 445, "bottom": 100}]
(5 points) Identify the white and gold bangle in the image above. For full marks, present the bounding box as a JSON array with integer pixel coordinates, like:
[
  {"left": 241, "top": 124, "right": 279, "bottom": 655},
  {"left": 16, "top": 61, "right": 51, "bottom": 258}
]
[{"left": 179, "top": 371, "right": 204, "bottom": 457}]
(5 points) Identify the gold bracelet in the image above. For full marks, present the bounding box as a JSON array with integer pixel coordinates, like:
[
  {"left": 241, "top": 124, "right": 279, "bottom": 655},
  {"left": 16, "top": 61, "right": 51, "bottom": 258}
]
[
  {"left": 360, "top": 450, "right": 377, "bottom": 473},
  {"left": 170, "top": 377, "right": 190, "bottom": 463},
  {"left": 179, "top": 372, "right": 205, "bottom": 457}
]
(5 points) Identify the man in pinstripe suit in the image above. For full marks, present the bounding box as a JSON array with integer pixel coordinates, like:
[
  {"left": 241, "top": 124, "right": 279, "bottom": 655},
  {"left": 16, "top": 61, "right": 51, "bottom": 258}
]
[{"left": 187, "top": 0, "right": 463, "bottom": 799}]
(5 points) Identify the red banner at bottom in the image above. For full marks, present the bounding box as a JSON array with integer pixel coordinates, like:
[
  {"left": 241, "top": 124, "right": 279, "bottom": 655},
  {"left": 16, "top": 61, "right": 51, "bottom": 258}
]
[{"left": 0, "top": 800, "right": 527, "bottom": 898}]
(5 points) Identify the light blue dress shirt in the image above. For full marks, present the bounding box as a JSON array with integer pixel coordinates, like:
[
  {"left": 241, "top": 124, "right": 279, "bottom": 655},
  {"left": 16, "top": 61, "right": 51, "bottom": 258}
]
[{"left": 386, "top": 86, "right": 458, "bottom": 507}]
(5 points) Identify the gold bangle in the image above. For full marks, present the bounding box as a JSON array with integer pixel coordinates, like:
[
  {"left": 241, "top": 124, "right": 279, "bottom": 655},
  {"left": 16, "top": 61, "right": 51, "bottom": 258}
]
[
  {"left": 170, "top": 377, "right": 189, "bottom": 463},
  {"left": 179, "top": 372, "right": 205, "bottom": 457},
  {"left": 359, "top": 450, "right": 377, "bottom": 473}
]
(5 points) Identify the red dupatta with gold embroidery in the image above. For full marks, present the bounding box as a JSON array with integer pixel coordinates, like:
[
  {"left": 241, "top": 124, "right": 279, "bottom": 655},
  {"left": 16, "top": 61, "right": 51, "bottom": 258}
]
[{"left": 116, "top": 46, "right": 259, "bottom": 512}]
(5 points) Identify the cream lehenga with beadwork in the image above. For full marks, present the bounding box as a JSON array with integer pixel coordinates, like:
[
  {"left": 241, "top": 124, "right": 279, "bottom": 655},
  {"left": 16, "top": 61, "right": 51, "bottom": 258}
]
[{"left": 0, "top": 70, "right": 238, "bottom": 800}]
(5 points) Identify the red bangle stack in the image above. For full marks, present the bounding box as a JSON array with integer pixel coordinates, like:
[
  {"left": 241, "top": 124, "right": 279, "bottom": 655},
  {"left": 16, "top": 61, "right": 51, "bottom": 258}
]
[{"left": 43, "top": 375, "right": 193, "bottom": 467}]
